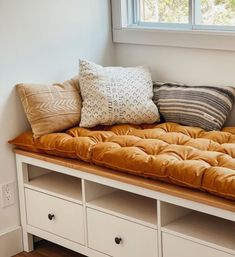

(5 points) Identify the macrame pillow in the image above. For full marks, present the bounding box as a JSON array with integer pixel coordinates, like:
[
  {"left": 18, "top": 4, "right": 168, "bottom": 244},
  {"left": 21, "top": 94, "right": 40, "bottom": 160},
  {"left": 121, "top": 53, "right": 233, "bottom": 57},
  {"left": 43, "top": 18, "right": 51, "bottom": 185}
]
[{"left": 79, "top": 59, "right": 160, "bottom": 127}]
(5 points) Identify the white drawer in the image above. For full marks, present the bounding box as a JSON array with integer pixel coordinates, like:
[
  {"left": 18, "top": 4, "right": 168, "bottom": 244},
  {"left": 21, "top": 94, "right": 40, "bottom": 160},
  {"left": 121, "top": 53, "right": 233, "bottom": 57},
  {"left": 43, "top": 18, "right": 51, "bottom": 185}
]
[
  {"left": 162, "top": 233, "right": 233, "bottom": 257},
  {"left": 87, "top": 208, "right": 158, "bottom": 257},
  {"left": 25, "top": 188, "right": 84, "bottom": 244}
]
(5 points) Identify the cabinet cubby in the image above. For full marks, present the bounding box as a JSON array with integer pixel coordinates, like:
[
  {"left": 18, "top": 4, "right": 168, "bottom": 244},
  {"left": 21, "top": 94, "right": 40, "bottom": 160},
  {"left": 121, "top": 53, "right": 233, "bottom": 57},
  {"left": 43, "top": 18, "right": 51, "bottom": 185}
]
[
  {"left": 162, "top": 211, "right": 235, "bottom": 255},
  {"left": 24, "top": 170, "right": 82, "bottom": 204},
  {"left": 85, "top": 181, "right": 158, "bottom": 229}
]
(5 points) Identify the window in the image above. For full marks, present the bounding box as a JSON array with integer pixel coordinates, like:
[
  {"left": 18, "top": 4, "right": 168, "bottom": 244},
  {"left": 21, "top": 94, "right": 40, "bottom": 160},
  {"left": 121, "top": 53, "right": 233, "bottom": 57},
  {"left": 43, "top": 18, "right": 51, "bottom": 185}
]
[
  {"left": 137, "top": 0, "right": 190, "bottom": 25},
  {"left": 112, "top": 0, "right": 235, "bottom": 51},
  {"left": 131, "top": 0, "right": 235, "bottom": 31}
]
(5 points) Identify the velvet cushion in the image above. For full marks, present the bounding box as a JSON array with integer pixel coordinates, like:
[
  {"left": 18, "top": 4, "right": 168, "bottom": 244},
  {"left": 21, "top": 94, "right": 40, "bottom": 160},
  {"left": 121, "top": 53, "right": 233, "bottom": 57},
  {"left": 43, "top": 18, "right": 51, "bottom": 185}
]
[{"left": 9, "top": 122, "right": 235, "bottom": 201}]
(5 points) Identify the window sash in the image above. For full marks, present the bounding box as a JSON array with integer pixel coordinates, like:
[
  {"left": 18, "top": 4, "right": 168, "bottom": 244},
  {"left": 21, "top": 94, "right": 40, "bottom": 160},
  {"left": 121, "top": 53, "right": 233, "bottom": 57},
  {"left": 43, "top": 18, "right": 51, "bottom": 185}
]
[{"left": 130, "top": 0, "right": 235, "bottom": 32}]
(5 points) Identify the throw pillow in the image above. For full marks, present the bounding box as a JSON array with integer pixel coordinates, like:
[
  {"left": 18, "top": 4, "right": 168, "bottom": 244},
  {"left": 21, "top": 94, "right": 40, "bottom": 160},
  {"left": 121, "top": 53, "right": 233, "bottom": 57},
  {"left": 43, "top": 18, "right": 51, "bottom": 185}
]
[
  {"left": 79, "top": 59, "right": 160, "bottom": 127},
  {"left": 17, "top": 76, "right": 81, "bottom": 138},
  {"left": 153, "top": 82, "right": 235, "bottom": 131}
]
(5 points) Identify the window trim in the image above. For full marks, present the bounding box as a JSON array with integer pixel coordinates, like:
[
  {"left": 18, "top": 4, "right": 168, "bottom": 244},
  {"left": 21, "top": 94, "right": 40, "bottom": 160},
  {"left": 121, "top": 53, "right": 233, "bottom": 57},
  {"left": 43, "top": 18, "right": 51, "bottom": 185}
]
[
  {"left": 134, "top": 0, "right": 192, "bottom": 28},
  {"left": 112, "top": 0, "right": 235, "bottom": 51},
  {"left": 132, "top": 0, "right": 235, "bottom": 32}
]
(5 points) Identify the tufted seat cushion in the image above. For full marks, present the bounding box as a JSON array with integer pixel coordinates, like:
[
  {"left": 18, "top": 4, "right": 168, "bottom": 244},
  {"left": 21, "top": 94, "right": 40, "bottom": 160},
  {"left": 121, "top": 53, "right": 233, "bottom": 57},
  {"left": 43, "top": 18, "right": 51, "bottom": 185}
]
[{"left": 9, "top": 122, "right": 235, "bottom": 200}]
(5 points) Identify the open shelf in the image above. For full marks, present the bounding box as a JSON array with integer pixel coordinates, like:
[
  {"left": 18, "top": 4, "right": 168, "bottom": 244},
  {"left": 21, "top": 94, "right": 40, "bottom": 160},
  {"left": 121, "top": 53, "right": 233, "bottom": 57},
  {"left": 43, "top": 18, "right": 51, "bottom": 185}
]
[
  {"left": 86, "top": 190, "right": 157, "bottom": 229},
  {"left": 162, "top": 212, "right": 235, "bottom": 255},
  {"left": 24, "top": 172, "right": 82, "bottom": 204}
]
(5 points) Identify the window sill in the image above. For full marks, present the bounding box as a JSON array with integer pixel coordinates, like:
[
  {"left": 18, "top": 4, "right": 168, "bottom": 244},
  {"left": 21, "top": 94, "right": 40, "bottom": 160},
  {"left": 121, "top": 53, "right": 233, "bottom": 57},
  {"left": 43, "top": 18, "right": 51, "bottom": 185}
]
[{"left": 113, "top": 26, "right": 235, "bottom": 51}]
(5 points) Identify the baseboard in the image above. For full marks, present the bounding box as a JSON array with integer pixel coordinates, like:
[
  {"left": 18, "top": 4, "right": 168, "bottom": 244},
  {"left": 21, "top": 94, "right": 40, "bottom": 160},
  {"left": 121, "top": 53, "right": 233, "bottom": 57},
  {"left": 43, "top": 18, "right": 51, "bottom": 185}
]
[{"left": 0, "top": 226, "right": 23, "bottom": 257}]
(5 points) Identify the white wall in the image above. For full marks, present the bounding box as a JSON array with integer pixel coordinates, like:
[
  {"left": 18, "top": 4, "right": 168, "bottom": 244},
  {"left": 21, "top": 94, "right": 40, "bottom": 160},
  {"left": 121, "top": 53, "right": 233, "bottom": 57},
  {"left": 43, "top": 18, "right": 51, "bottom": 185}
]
[
  {"left": 0, "top": 0, "right": 114, "bottom": 234},
  {"left": 115, "top": 44, "right": 235, "bottom": 86},
  {"left": 114, "top": 44, "right": 235, "bottom": 125}
]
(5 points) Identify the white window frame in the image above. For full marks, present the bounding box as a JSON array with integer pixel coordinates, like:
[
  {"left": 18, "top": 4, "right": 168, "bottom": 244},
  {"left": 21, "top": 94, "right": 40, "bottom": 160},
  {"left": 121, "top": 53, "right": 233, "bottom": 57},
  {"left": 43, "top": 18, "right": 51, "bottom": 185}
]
[
  {"left": 133, "top": 0, "right": 192, "bottom": 29},
  {"left": 112, "top": 0, "right": 235, "bottom": 51},
  {"left": 132, "top": 0, "right": 235, "bottom": 31}
]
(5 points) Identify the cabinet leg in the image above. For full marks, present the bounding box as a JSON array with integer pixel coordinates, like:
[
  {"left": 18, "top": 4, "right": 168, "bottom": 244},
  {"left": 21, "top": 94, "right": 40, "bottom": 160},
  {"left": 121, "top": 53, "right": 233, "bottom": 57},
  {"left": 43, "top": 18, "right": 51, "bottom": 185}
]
[{"left": 22, "top": 230, "right": 34, "bottom": 252}]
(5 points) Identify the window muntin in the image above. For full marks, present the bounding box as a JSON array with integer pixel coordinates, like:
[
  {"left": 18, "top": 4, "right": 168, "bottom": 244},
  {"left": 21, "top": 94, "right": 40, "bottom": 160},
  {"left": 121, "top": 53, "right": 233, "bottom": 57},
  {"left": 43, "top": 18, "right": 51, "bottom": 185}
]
[
  {"left": 139, "top": 0, "right": 189, "bottom": 24},
  {"left": 132, "top": 0, "right": 235, "bottom": 31},
  {"left": 198, "top": 0, "right": 235, "bottom": 26}
]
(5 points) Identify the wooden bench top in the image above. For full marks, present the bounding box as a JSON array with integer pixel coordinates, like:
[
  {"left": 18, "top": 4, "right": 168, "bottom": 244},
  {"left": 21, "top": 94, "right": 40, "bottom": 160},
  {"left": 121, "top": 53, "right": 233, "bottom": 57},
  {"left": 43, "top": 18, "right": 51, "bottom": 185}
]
[{"left": 14, "top": 149, "right": 235, "bottom": 213}]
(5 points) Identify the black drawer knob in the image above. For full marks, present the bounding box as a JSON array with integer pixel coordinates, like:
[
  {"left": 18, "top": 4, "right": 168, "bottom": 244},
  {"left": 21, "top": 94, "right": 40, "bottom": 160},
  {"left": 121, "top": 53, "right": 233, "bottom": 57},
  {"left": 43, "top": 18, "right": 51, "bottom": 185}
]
[
  {"left": 114, "top": 237, "right": 122, "bottom": 245},
  {"left": 48, "top": 214, "right": 55, "bottom": 220}
]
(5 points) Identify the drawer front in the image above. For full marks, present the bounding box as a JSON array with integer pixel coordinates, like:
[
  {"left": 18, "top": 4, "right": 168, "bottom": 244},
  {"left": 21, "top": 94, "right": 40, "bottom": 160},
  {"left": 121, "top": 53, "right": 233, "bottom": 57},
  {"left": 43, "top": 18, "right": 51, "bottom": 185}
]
[
  {"left": 162, "top": 233, "right": 233, "bottom": 257},
  {"left": 87, "top": 208, "right": 158, "bottom": 257},
  {"left": 25, "top": 188, "right": 84, "bottom": 244}
]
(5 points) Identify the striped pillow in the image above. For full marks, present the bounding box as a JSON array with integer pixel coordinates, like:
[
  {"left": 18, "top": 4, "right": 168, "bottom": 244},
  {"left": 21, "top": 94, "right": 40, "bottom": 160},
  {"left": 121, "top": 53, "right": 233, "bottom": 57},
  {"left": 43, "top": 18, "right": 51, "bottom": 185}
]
[{"left": 153, "top": 82, "right": 235, "bottom": 131}]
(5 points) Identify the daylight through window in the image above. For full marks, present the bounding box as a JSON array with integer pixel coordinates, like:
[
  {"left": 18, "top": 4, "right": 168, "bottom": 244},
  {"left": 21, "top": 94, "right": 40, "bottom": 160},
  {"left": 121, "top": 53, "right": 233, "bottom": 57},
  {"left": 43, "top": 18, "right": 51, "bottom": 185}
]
[{"left": 132, "top": 0, "right": 235, "bottom": 30}]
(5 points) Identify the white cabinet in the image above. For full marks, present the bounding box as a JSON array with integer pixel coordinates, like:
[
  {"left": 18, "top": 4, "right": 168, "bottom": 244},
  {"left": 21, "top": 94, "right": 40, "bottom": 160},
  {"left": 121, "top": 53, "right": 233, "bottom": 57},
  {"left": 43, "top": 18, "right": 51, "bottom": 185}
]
[
  {"left": 161, "top": 205, "right": 235, "bottom": 257},
  {"left": 85, "top": 182, "right": 158, "bottom": 257},
  {"left": 162, "top": 233, "right": 234, "bottom": 257},
  {"left": 25, "top": 189, "right": 84, "bottom": 244},
  {"left": 85, "top": 185, "right": 158, "bottom": 229},
  {"left": 15, "top": 155, "right": 235, "bottom": 257},
  {"left": 87, "top": 208, "right": 158, "bottom": 257}
]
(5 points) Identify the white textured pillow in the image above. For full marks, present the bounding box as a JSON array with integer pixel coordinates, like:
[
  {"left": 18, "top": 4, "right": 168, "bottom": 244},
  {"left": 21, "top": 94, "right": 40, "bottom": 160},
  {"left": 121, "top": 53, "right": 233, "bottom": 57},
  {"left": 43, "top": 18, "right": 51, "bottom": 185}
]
[{"left": 79, "top": 60, "right": 160, "bottom": 127}]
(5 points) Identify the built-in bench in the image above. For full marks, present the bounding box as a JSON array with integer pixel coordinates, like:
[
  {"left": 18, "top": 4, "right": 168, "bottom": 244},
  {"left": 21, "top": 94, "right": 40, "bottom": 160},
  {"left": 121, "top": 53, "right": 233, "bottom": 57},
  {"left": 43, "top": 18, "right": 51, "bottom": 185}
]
[{"left": 15, "top": 149, "right": 235, "bottom": 257}]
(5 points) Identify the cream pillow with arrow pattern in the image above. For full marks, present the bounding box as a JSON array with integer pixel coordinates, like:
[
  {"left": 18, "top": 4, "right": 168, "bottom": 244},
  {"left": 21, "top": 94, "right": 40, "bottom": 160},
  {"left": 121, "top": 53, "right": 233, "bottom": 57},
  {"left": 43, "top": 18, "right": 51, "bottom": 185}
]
[{"left": 17, "top": 76, "right": 81, "bottom": 138}]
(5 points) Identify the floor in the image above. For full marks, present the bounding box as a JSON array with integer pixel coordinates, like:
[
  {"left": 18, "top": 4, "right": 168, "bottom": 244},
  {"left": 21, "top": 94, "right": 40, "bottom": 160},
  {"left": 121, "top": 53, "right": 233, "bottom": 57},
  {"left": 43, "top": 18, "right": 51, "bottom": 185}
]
[{"left": 13, "top": 240, "right": 86, "bottom": 257}]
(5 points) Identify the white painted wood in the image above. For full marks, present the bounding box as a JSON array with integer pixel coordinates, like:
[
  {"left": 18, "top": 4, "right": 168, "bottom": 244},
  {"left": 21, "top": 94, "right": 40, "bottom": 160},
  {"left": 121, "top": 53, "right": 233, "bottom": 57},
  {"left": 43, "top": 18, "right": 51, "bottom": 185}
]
[
  {"left": 0, "top": 226, "right": 23, "bottom": 257},
  {"left": 25, "top": 172, "right": 82, "bottom": 204},
  {"left": 162, "top": 212, "right": 235, "bottom": 255},
  {"left": 160, "top": 202, "right": 192, "bottom": 226},
  {"left": 87, "top": 208, "right": 158, "bottom": 257},
  {"left": 81, "top": 179, "right": 88, "bottom": 247},
  {"left": 157, "top": 203, "right": 196, "bottom": 257},
  {"left": 27, "top": 225, "right": 109, "bottom": 257},
  {"left": 162, "top": 233, "right": 234, "bottom": 257},
  {"left": 15, "top": 153, "right": 235, "bottom": 257},
  {"left": 112, "top": 0, "right": 235, "bottom": 51},
  {"left": 25, "top": 189, "right": 84, "bottom": 245},
  {"left": 111, "top": 0, "right": 128, "bottom": 29},
  {"left": 111, "top": 0, "right": 122, "bottom": 29},
  {"left": 16, "top": 154, "right": 235, "bottom": 222},
  {"left": 84, "top": 180, "right": 117, "bottom": 202},
  {"left": 87, "top": 190, "right": 157, "bottom": 229},
  {"left": 113, "top": 27, "right": 235, "bottom": 51},
  {"left": 16, "top": 157, "right": 34, "bottom": 252},
  {"left": 28, "top": 165, "right": 50, "bottom": 179},
  {"left": 157, "top": 200, "right": 162, "bottom": 257}
]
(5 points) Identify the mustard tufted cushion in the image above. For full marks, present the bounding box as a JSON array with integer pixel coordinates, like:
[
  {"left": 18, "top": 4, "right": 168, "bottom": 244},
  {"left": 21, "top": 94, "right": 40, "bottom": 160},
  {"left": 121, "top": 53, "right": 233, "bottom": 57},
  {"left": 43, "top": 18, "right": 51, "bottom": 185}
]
[{"left": 9, "top": 122, "right": 235, "bottom": 200}]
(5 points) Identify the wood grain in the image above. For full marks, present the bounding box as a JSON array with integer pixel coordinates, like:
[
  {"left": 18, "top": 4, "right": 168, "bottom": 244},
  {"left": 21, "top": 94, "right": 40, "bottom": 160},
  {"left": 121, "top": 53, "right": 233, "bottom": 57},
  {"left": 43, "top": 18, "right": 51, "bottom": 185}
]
[
  {"left": 13, "top": 240, "right": 85, "bottom": 257},
  {"left": 14, "top": 149, "right": 235, "bottom": 212}
]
